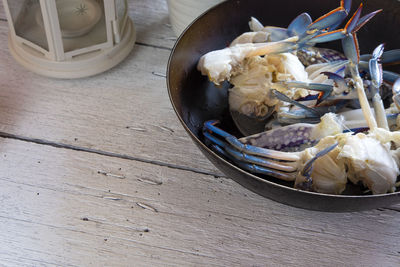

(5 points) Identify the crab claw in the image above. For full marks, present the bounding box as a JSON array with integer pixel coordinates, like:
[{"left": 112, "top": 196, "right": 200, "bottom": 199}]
[
  {"left": 272, "top": 89, "right": 320, "bottom": 117},
  {"left": 321, "top": 71, "right": 348, "bottom": 92},
  {"left": 358, "top": 60, "right": 400, "bottom": 83},
  {"left": 369, "top": 44, "right": 389, "bottom": 130},
  {"left": 283, "top": 81, "right": 334, "bottom": 105},
  {"left": 327, "top": 0, "right": 354, "bottom": 30},
  {"left": 369, "top": 44, "right": 384, "bottom": 89},
  {"left": 353, "top": 9, "right": 382, "bottom": 32},
  {"left": 341, "top": 6, "right": 382, "bottom": 62},
  {"left": 287, "top": 13, "right": 313, "bottom": 37},
  {"left": 309, "top": 4, "right": 381, "bottom": 45}
]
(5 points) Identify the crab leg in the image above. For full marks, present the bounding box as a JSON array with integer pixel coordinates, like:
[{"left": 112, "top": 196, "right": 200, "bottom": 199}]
[
  {"left": 245, "top": 38, "right": 299, "bottom": 57},
  {"left": 203, "top": 120, "right": 301, "bottom": 161},
  {"left": 339, "top": 4, "right": 381, "bottom": 130},
  {"left": 369, "top": 44, "right": 389, "bottom": 130},
  {"left": 203, "top": 120, "right": 301, "bottom": 181},
  {"left": 211, "top": 144, "right": 297, "bottom": 181},
  {"left": 203, "top": 116, "right": 344, "bottom": 184},
  {"left": 203, "top": 128, "right": 297, "bottom": 172},
  {"left": 381, "top": 70, "right": 400, "bottom": 84},
  {"left": 272, "top": 90, "right": 320, "bottom": 117},
  {"left": 287, "top": 13, "right": 313, "bottom": 37},
  {"left": 282, "top": 81, "right": 334, "bottom": 104},
  {"left": 345, "top": 35, "right": 377, "bottom": 130},
  {"left": 295, "top": 142, "right": 339, "bottom": 190},
  {"left": 360, "top": 49, "right": 400, "bottom": 64}
]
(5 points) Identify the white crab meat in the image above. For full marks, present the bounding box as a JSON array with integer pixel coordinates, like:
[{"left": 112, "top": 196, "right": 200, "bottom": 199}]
[
  {"left": 338, "top": 133, "right": 399, "bottom": 194},
  {"left": 248, "top": 17, "right": 264, "bottom": 32},
  {"left": 230, "top": 27, "right": 288, "bottom": 46},
  {"left": 310, "top": 112, "right": 344, "bottom": 140},
  {"left": 298, "top": 136, "right": 348, "bottom": 194},
  {"left": 230, "top": 32, "right": 269, "bottom": 46},
  {"left": 197, "top": 43, "right": 257, "bottom": 85},
  {"left": 293, "top": 113, "right": 400, "bottom": 195},
  {"left": 197, "top": 37, "right": 298, "bottom": 86},
  {"left": 228, "top": 53, "right": 310, "bottom": 117},
  {"left": 294, "top": 115, "right": 348, "bottom": 195}
]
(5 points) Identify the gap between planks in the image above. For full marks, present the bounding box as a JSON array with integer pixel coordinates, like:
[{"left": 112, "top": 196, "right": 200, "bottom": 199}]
[
  {"left": 0, "top": 131, "right": 223, "bottom": 178},
  {"left": 0, "top": 131, "right": 399, "bottom": 214},
  {"left": 135, "top": 41, "right": 173, "bottom": 52}
]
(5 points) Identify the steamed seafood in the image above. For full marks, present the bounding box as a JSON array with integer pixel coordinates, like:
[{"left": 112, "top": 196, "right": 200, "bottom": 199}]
[{"left": 199, "top": 0, "right": 400, "bottom": 195}]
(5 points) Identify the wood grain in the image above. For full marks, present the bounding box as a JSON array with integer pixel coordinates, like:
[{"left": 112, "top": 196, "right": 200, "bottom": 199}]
[
  {"left": 0, "top": 138, "right": 399, "bottom": 266},
  {"left": 130, "top": 0, "right": 177, "bottom": 49},
  {"left": 0, "top": 19, "right": 221, "bottom": 176},
  {"left": 0, "top": 1, "right": 399, "bottom": 266}
]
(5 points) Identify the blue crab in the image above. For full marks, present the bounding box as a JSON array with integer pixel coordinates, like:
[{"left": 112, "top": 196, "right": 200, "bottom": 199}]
[
  {"left": 200, "top": 1, "right": 400, "bottom": 195},
  {"left": 198, "top": 0, "right": 395, "bottom": 136},
  {"left": 197, "top": 0, "right": 380, "bottom": 84}
]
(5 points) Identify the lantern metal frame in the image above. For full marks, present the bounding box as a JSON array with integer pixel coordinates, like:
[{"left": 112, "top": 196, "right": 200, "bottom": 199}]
[{"left": 2, "top": 0, "right": 136, "bottom": 78}]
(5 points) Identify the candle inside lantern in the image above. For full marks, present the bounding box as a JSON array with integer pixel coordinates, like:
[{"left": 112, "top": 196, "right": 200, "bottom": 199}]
[{"left": 36, "top": 0, "right": 102, "bottom": 38}]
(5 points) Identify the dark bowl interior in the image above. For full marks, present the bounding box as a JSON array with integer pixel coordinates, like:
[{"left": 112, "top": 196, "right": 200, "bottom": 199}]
[{"left": 167, "top": 0, "right": 400, "bottom": 211}]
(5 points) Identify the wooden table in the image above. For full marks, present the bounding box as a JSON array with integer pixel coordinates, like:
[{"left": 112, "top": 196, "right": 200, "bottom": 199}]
[{"left": 0, "top": 1, "right": 399, "bottom": 266}]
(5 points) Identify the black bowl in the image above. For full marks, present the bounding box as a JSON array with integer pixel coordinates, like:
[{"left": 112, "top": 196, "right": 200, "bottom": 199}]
[{"left": 167, "top": 0, "right": 400, "bottom": 211}]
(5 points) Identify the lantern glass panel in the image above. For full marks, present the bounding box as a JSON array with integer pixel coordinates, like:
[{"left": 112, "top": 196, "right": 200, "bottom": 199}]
[
  {"left": 7, "top": 0, "right": 49, "bottom": 51},
  {"left": 55, "top": 0, "right": 107, "bottom": 53},
  {"left": 115, "top": 0, "right": 127, "bottom": 31}
]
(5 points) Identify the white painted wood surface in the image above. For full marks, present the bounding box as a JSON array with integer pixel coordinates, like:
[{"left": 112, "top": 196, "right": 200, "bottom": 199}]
[{"left": 0, "top": 1, "right": 399, "bottom": 266}]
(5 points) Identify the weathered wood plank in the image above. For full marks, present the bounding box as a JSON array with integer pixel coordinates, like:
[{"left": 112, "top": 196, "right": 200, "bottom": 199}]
[
  {"left": 0, "top": 0, "right": 176, "bottom": 49},
  {"left": 0, "top": 20, "right": 221, "bottom": 176},
  {"left": 0, "top": 4, "right": 5, "bottom": 21},
  {"left": 0, "top": 1, "right": 399, "bottom": 266},
  {"left": 130, "top": 0, "right": 177, "bottom": 49},
  {"left": 0, "top": 138, "right": 399, "bottom": 266}
]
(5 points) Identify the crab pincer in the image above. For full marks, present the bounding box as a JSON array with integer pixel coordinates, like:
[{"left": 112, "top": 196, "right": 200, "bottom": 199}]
[
  {"left": 322, "top": 3, "right": 382, "bottom": 131},
  {"left": 368, "top": 44, "right": 390, "bottom": 130}
]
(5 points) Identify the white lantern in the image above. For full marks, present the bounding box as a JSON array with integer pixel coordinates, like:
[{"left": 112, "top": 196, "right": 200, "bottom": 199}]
[{"left": 2, "top": 0, "right": 136, "bottom": 78}]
